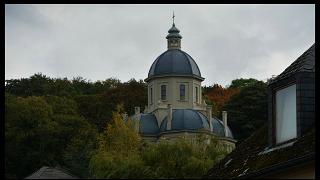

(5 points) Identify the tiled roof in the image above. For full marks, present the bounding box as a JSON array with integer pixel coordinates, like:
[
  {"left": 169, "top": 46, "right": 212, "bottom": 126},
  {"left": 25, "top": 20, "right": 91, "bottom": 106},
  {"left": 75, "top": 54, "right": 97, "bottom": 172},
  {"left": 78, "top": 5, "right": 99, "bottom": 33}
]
[
  {"left": 204, "top": 124, "right": 314, "bottom": 178},
  {"left": 25, "top": 166, "right": 78, "bottom": 179},
  {"left": 269, "top": 43, "right": 315, "bottom": 84}
]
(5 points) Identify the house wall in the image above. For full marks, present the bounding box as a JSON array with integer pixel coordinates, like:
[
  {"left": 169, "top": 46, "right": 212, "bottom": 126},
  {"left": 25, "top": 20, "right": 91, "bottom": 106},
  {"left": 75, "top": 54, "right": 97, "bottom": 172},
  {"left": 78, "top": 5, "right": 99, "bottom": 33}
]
[{"left": 296, "top": 72, "right": 315, "bottom": 135}]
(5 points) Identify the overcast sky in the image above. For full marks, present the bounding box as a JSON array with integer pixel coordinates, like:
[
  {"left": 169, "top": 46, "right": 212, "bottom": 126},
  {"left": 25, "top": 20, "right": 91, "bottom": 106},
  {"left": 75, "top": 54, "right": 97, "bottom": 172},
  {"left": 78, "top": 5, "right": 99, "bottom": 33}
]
[{"left": 5, "top": 4, "right": 315, "bottom": 86}]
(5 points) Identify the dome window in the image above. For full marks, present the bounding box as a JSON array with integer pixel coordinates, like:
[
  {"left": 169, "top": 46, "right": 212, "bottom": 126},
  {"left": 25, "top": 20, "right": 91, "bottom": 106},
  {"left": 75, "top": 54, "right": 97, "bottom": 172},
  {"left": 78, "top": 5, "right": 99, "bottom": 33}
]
[
  {"left": 195, "top": 86, "right": 199, "bottom": 103},
  {"left": 180, "top": 84, "right": 186, "bottom": 100},
  {"left": 161, "top": 85, "right": 167, "bottom": 101}
]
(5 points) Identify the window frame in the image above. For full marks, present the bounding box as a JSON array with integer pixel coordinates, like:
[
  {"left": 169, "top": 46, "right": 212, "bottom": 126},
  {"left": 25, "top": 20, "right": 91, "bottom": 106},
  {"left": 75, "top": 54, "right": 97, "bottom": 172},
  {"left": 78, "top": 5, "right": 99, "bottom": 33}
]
[
  {"left": 180, "top": 84, "right": 186, "bottom": 101},
  {"left": 273, "top": 82, "right": 298, "bottom": 146},
  {"left": 161, "top": 84, "right": 167, "bottom": 101},
  {"left": 150, "top": 87, "right": 153, "bottom": 105},
  {"left": 195, "top": 86, "right": 199, "bottom": 103}
]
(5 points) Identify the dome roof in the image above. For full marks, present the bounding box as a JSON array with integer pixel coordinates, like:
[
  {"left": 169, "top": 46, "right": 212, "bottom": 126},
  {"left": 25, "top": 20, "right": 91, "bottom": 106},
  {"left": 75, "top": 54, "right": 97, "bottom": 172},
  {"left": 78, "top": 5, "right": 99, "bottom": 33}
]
[
  {"left": 146, "top": 49, "right": 204, "bottom": 81},
  {"left": 159, "top": 109, "right": 234, "bottom": 139},
  {"left": 211, "top": 117, "right": 234, "bottom": 138},
  {"left": 166, "top": 24, "right": 182, "bottom": 39},
  {"left": 160, "top": 109, "right": 210, "bottom": 132},
  {"left": 139, "top": 113, "right": 159, "bottom": 135}
]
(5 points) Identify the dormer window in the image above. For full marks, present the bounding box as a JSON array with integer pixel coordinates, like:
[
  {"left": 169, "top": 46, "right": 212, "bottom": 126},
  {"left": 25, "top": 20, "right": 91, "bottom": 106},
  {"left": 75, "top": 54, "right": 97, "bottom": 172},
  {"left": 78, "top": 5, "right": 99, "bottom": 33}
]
[
  {"left": 268, "top": 44, "right": 314, "bottom": 147},
  {"left": 161, "top": 85, "right": 167, "bottom": 101},
  {"left": 275, "top": 84, "right": 297, "bottom": 144}
]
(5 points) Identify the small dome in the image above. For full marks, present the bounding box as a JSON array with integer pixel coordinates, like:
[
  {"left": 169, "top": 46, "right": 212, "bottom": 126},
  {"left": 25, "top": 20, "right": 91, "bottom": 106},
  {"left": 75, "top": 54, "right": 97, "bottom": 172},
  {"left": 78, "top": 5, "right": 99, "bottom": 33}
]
[
  {"left": 160, "top": 109, "right": 210, "bottom": 132},
  {"left": 159, "top": 109, "right": 234, "bottom": 138},
  {"left": 146, "top": 49, "right": 204, "bottom": 81},
  {"left": 139, "top": 113, "right": 159, "bottom": 135},
  {"left": 211, "top": 117, "right": 234, "bottom": 138},
  {"left": 166, "top": 23, "right": 182, "bottom": 39}
]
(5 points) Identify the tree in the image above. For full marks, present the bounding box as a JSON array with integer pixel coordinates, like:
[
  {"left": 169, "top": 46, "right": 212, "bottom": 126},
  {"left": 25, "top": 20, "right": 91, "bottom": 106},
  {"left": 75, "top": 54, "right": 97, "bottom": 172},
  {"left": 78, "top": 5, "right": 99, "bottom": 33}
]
[
  {"left": 5, "top": 94, "right": 99, "bottom": 178},
  {"left": 5, "top": 95, "right": 57, "bottom": 178},
  {"left": 89, "top": 108, "right": 147, "bottom": 179},
  {"left": 203, "top": 84, "right": 240, "bottom": 117},
  {"left": 141, "top": 135, "right": 230, "bottom": 179},
  {"left": 74, "top": 94, "right": 114, "bottom": 132},
  {"left": 223, "top": 80, "right": 268, "bottom": 140},
  {"left": 228, "top": 78, "right": 260, "bottom": 89}
]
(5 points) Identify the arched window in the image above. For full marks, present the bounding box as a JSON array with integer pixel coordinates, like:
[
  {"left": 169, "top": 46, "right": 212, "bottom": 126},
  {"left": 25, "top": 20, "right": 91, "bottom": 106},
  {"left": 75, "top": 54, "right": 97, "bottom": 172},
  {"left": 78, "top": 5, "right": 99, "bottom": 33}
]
[
  {"left": 180, "top": 84, "right": 185, "bottom": 100},
  {"left": 161, "top": 85, "right": 166, "bottom": 100}
]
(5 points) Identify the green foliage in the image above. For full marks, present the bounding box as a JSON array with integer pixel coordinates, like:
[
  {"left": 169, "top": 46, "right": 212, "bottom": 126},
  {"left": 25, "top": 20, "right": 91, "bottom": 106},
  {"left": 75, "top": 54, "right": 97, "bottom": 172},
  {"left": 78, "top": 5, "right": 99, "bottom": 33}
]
[
  {"left": 5, "top": 95, "right": 57, "bottom": 178},
  {"left": 89, "top": 108, "right": 148, "bottom": 179},
  {"left": 228, "top": 78, "right": 260, "bottom": 89},
  {"left": 5, "top": 94, "right": 98, "bottom": 179},
  {"left": 74, "top": 94, "right": 114, "bottom": 132},
  {"left": 141, "top": 136, "right": 229, "bottom": 179},
  {"left": 223, "top": 80, "right": 268, "bottom": 140}
]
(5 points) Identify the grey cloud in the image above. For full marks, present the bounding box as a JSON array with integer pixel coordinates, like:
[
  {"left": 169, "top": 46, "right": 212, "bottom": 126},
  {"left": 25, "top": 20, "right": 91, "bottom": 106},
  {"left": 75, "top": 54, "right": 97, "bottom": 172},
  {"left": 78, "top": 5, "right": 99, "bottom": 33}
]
[{"left": 5, "top": 4, "right": 315, "bottom": 86}]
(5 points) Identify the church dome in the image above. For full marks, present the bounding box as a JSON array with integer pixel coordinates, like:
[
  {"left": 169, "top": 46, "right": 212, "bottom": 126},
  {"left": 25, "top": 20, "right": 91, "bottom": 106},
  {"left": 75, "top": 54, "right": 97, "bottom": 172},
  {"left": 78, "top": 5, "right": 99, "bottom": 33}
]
[
  {"left": 160, "top": 109, "right": 210, "bottom": 132},
  {"left": 146, "top": 49, "right": 204, "bottom": 81}
]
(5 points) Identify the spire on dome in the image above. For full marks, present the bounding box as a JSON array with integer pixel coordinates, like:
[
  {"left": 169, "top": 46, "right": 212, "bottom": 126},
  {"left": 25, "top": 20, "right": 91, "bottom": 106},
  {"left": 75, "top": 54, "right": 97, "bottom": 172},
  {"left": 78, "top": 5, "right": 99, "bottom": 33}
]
[
  {"left": 172, "top": 11, "right": 175, "bottom": 25},
  {"left": 166, "top": 12, "right": 182, "bottom": 50}
]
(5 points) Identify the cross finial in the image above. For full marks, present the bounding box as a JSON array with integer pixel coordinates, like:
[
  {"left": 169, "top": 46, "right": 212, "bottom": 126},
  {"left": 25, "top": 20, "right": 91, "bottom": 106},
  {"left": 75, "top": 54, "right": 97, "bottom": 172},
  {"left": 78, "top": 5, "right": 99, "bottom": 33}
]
[{"left": 172, "top": 11, "right": 175, "bottom": 24}]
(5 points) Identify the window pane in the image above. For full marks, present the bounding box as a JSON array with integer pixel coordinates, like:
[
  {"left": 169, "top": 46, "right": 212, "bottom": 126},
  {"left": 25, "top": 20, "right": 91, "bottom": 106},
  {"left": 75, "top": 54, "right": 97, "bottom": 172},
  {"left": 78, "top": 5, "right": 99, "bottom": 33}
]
[
  {"left": 161, "top": 85, "right": 166, "bottom": 100},
  {"left": 276, "top": 84, "right": 297, "bottom": 144},
  {"left": 150, "top": 87, "right": 153, "bottom": 104},
  {"left": 180, "top": 84, "right": 185, "bottom": 100},
  {"left": 195, "top": 87, "right": 198, "bottom": 102}
]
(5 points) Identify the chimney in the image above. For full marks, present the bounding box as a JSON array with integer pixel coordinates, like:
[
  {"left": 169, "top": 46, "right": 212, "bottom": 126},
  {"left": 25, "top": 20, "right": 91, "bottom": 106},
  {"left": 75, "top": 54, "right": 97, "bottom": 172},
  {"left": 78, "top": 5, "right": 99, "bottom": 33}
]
[
  {"left": 206, "top": 105, "right": 213, "bottom": 131},
  {"left": 167, "top": 104, "right": 172, "bottom": 130},
  {"left": 134, "top": 106, "right": 140, "bottom": 115},
  {"left": 222, "top": 111, "right": 228, "bottom": 137},
  {"left": 144, "top": 105, "right": 148, "bottom": 113}
]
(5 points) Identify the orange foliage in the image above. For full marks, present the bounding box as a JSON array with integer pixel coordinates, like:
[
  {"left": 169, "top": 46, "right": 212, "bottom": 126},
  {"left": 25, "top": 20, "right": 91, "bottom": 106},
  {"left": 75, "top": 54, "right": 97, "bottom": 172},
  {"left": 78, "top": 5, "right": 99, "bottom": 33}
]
[{"left": 204, "top": 84, "right": 240, "bottom": 116}]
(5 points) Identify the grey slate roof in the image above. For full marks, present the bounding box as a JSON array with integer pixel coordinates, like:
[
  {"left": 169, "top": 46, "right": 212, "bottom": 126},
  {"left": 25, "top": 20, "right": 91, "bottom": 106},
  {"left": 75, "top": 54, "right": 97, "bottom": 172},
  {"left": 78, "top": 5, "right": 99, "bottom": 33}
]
[
  {"left": 205, "top": 124, "right": 315, "bottom": 179},
  {"left": 270, "top": 43, "right": 315, "bottom": 84},
  {"left": 160, "top": 109, "right": 210, "bottom": 132},
  {"left": 25, "top": 166, "right": 78, "bottom": 179},
  {"left": 147, "top": 49, "right": 203, "bottom": 81}
]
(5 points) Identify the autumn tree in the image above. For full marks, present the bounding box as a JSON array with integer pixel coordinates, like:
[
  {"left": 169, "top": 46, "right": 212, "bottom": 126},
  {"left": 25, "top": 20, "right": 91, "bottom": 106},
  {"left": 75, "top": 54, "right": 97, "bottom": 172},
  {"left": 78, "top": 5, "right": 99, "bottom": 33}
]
[
  {"left": 89, "top": 107, "right": 148, "bottom": 179},
  {"left": 203, "top": 84, "right": 239, "bottom": 117}
]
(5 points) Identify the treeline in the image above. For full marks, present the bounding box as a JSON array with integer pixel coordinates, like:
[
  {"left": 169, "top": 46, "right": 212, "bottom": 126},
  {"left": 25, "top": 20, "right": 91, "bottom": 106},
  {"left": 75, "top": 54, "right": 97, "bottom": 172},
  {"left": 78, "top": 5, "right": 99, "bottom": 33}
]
[
  {"left": 5, "top": 74, "right": 268, "bottom": 178},
  {"left": 5, "top": 73, "right": 147, "bottom": 131},
  {"left": 203, "top": 78, "right": 268, "bottom": 140}
]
